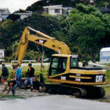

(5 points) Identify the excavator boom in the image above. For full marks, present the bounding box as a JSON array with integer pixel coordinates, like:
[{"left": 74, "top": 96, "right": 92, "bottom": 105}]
[{"left": 16, "top": 26, "right": 71, "bottom": 65}]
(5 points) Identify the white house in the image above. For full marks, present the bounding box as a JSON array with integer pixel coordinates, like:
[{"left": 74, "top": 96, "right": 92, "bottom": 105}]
[
  {"left": 43, "top": 5, "right": 63, "bottom": 15},
  {"left": 0, "top": 49, "right": 5, "bottom": 58},
  {"left": 0, "top": 8, "right": 10, "bottom": 21},
  {"left": 14, "top": 11, "right": 32, "bottom": 20},
  {"left": 43, "top": 5, "right": 73, "bottom": 15},
  {"left": 100, "top": 47, "right": 110, "bottom": 63},
  {"left": 83, "top": 0, "right": 96, "bottom": 4}
]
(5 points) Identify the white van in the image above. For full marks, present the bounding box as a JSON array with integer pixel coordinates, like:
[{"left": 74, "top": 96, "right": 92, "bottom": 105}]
[{"left": 100, "top": 47, "right": 110, "bottom": 63}]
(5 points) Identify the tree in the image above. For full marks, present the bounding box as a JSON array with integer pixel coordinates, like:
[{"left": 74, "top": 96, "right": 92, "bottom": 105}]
[
  {"left": 1, "top": 19, "right": 13, "bottom": 30},
  {"left": 55, "top": 4, "right": 109, "bottom": 62},
  {"left": 0, "top": 13, "right": 61, "bottom": 58},
  {"left": 7, "top": 14, "right": 20, "bottom": 21},
  {"left": 14, "top": 9, "right": 27, "bottom": 13}
]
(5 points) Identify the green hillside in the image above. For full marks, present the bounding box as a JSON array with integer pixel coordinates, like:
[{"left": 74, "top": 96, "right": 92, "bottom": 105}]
[{"left": 0, "top": 3, "right": 110, "bottom": 62}]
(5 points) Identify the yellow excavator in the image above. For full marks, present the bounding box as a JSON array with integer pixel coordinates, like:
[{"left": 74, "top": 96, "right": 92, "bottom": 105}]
[{"left": 16, "top": 26, "right": 106, "bottom": 98}]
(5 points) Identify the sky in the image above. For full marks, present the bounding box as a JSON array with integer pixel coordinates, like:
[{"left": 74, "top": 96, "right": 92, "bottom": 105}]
[{"left": 0, "top": 0, "right": 40, "bottom": 13}]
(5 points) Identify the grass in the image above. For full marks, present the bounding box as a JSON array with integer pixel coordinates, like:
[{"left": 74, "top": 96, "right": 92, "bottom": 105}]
[
  {"left": 104, "top": 86, "right": 110, "bottom": 95},
  {"left": 102, "top": 65, "right": 110, "bottom": 100},
  {"left": 0, "top": 63, "right": 50, "bottom": 82},
  {"left": 105, "top": 69, "right": 110, "bottom": 83},
  {"left": 102, "top": 63, "right": 110, "bottom": 83},
  {"left": 0, "top": 94, "right": 26, "bottom": 99}
]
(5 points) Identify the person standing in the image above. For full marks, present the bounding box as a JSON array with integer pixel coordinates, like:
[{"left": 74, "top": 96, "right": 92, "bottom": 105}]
[
  {"left": 15, "top": 63, "right": 22, "bottom": 88},
  {"left": 1, "top": 64, "right": 9, "bottom": 81},
  {"left": 24, "top": 63, "right": 35, "bottom": 91},
  {"left": 10, "top": 63, "right": 22, "bottom": 95}
]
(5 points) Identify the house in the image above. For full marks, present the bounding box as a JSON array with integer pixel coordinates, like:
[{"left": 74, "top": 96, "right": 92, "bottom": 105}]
[
  {"left": 43, "top": 5, "right": 63, "bottom": 15},
  {"left": 0, "top": 8, "right": 10, "bottom": 21},
  {"left": 14, "top": 11, "right": 32, "bottom": 20},
  {"left": 0, "top": 49, "right": 5, "bottom": 58},
  {"left": 43, "top": 5, "right": 73, "bottom": 15},
  {"left": 83, "top": 0, "right": 96, "bottom": 4}
]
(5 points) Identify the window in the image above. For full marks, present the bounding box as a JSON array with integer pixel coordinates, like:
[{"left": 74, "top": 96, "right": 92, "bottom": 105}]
[
  {"left": 0, "top": 53, "right": 2, "bottom": 57},
  {"left": 43, "top": 8, "right": 48, "bottom": 13},
  {"left": 49, "top": 57, "right": 67, "bottom": 76},
  {"left": 70, "top": 57, "right": 78, "bottom": 68},
  {"left": 51, "top": 58, "right": 59, "bottom": 68},
  {"left": 90, "top": 0, "right": 94, "bottom": 3},
  {"left": 54, "top": 9, "right": 60, "bottom": 13}
]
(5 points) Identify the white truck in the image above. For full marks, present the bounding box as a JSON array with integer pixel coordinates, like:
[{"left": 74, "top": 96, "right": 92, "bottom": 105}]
[{"left": 100, "top": 47, "right": 110, "bottom": 63}]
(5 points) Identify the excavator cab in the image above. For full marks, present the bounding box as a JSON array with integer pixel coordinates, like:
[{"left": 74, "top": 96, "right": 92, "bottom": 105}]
[
  {"left": 48, "top": 54, "right": 106, "bottom": 86},
  {"left": 49, "top": 54, "right": 78, "bottom": 77},
  {"left": 49, "top": 56, "right": 67, "bottom": 76}
]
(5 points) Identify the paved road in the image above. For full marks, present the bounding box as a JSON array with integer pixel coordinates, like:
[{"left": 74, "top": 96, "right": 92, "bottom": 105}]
[{"left": 0, "top": 95, "right": 110, "bottom": 110}]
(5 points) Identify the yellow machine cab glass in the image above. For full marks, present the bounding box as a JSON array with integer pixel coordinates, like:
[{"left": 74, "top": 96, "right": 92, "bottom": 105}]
[{"left": 49, "top": 57, "right": 67, "bottom": 76}]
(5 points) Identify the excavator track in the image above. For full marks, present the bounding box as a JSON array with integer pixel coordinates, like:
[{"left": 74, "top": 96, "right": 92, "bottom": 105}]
[{"left": 44, "top": 84, "right": 105, "bottom": 98}]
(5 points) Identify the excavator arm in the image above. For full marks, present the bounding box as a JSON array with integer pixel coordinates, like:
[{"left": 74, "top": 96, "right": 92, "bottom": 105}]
[{"left": 16, "top": 26, "right": 71, "bottom": 65}]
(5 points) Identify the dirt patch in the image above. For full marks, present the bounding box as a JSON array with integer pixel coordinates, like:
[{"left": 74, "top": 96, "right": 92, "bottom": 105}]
[{"left": 0, "top": 84, "right": 49, "bottom": 100}]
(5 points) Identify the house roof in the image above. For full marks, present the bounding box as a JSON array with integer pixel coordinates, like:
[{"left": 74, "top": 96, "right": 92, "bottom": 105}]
[
  {"left": 100, "top": 47, "right": 110, "bottom": 52},
  {"left": 0, "top": 8, "right": 10, "bottom": 15},
  {"left": 14, "top": 11, "right": 32, "bottom": 15},
  {"left": 43, "top": 5, "right": 63, "bottom": 9},
  {"left": 43, "top": 5, "right": 73, "bottom": 11}
]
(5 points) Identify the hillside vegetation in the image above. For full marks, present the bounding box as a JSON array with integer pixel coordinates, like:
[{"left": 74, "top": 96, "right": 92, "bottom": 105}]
[{"left": 0, "top": 3, "right": 110, "bottom": 62}]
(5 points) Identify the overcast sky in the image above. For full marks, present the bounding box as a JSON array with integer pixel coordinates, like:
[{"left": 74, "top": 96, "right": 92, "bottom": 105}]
[{"left": 0, "top": 0, "right": 40, "bottom": 13}]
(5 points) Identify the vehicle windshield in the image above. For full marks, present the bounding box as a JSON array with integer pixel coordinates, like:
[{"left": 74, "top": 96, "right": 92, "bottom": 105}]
[
  {"left": 70, "top": 57, "right": 78, "bottom": 68},
  {"left": 49, "top": 57, "right": 67, "bottom": 76}
]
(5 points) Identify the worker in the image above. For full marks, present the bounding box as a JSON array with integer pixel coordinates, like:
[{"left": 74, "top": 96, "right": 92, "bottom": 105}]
[
  {"left": 15, "top": 63, "right": 22, "bottom": 88},
  {"left": 33, "top": 77, "right": 45, "bottom": 92},
  {"left": 0, "top": 65, "right": 19, "bottom": 95},
  {"left": 1, "top": 64, "right": 9, "bottom": 82},
  {"left": 0, "top": 79, "right": 17, "bottom": 95},
  {"left": 24, "top": 63, "right": 35, "bottom": 91}
]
